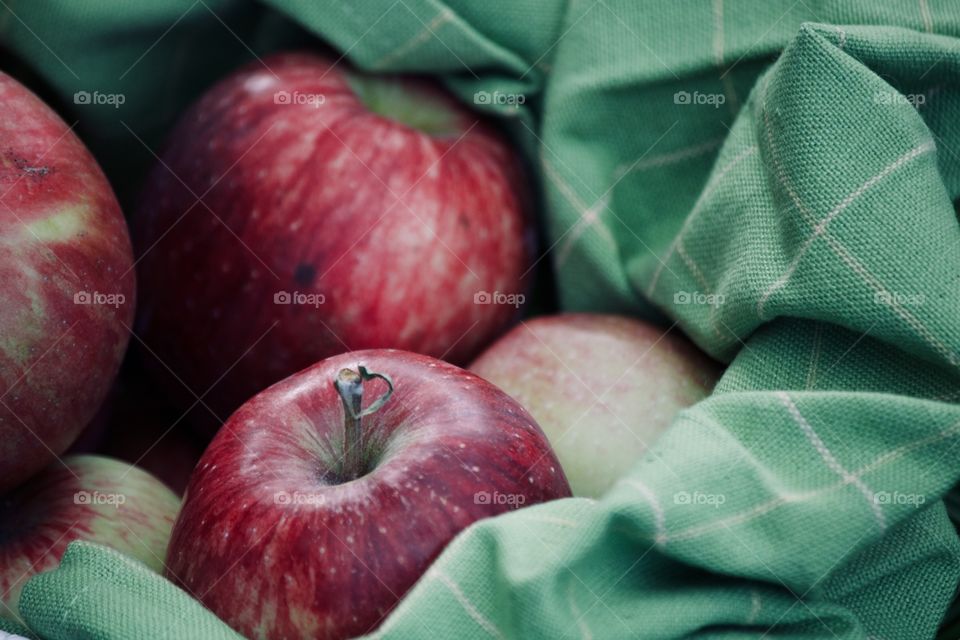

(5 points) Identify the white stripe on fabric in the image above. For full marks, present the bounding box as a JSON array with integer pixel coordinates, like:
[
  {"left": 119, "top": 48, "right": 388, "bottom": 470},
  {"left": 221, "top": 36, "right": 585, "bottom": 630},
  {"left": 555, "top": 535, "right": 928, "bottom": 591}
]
[
  {"left": 757, "top": 141, "right": 936, "bottom": 318},
  {"left": 776, "top": 391, "right": 886, "bottom": 529},
  {"left": 431, "top": 570, "right": 506, "bottom": 639}
]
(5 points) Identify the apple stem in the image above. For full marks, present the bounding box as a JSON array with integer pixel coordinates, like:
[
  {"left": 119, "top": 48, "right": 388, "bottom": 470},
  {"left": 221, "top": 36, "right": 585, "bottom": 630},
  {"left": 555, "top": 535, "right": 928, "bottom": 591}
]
[{"left": 333, "top": 366, "right": 394, "bottom": 480}]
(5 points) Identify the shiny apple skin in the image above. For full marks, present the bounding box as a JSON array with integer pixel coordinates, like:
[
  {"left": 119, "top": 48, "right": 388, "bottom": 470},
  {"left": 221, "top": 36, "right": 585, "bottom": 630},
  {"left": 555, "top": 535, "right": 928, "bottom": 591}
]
[
  {"left": 471, "top": 314, "right": 722, "bottom": 498},
  {"left": 0, "top": 455, "right": 180, "bottom": 620},
  {"left": 165, "top": 349, "right": 569, "bottom": 640},
  {"left": 0, "top": 72, "right": 135, "bottom": 492},
  {"left": 134, "top": 52, "right": 531, "bottom": 431}
]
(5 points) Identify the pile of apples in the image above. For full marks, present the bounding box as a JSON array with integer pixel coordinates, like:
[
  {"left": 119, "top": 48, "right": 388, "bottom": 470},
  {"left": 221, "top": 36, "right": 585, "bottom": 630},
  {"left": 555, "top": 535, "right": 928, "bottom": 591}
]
[{"left": 0, "top": 53, "right": 719, "bottom": 639}]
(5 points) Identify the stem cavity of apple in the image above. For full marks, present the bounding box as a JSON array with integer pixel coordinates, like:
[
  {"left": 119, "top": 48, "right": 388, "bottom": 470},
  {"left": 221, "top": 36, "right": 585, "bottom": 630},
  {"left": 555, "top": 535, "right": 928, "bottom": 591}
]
[{"left": 334, "top": 366, "right": 394, "bottom": 480}]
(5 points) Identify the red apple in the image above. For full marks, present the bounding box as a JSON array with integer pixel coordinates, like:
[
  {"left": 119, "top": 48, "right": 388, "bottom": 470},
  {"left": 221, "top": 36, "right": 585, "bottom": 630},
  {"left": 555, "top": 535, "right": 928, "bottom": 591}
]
[
  {"left": 0, "top": 71, "right": 134, "bottom": 492},
  {"left": 134, "top": 52, "right": 531, "bottom": 431},
  {"left": 0, "top": 455, "right": 180, "bottom": 621},
  {"left": 471, "top": 314, "right": 722, "bottom": 498},
  {"left": 165, "top": 349, "right": 569, "bottom": 640}
]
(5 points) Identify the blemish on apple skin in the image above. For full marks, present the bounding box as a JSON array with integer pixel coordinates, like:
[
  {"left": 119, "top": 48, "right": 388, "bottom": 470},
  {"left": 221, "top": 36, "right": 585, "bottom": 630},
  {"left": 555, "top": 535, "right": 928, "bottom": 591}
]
[
  {"left": 8, "top": 153, "right": 51, "bottom": 179},
  {"left": 293, "top": 263, "right": 316, "bottom": 286}
]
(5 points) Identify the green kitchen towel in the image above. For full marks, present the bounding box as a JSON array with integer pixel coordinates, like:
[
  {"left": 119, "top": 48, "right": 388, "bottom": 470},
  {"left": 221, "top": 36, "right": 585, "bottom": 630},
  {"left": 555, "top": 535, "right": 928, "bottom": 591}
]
[
  {"left": 3, "top": 1, "right": 960, "bottom": 639},
  {"left": 0, "top": 616, "right": 34, "bottom": 639},
  {"left": 16, "top": 542, "right": 243, "bottom": 640}
]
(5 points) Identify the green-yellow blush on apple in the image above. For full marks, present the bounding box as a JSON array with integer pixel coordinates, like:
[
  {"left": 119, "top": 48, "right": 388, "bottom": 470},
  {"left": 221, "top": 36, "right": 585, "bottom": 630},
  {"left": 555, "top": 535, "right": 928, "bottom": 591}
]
[{"left": 471, "top": 314, "right": 722, "bottom": 498}]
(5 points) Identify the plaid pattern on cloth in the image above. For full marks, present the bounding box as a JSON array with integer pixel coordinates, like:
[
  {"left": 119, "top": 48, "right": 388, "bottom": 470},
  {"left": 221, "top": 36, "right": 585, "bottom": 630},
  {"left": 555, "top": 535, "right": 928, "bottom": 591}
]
[{"left": 1, "top": 1, "right": 959, "bottom": 638}]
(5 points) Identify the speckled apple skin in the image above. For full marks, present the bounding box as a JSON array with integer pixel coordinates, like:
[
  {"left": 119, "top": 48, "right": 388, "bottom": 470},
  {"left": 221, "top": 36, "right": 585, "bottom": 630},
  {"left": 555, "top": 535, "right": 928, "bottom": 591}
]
[
  {"left": 134, "top": 52, "right": 531, "bottom": 431},
  {"left": 470, "top": 314, "right": 722, "bottom": 498},
  {"left": 0, "top": 72, "right": 134, "bottom": 492},
  {"left": 0, "top": 455, "right": 181, "bottom": 620},
  {"left": 166, "top": 349, "right": 569, "bottom": 640}
]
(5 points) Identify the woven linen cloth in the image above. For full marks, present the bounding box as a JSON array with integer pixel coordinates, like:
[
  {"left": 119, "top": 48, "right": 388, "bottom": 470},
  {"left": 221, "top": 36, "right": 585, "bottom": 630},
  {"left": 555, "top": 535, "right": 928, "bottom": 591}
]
[{"left": 1, "top": 1, "right": 959, "bottom": 638}]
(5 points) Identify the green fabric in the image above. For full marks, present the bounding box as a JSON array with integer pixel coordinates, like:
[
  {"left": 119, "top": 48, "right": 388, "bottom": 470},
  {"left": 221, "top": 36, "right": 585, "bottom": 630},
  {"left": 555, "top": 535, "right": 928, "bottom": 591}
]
[
  {"left": 3, "top": 1, "right": 960, "bottom": 638},
  {"left": 18, "top": 542, "right": 242, "bottom": 640},
  {"left": 0, "top": 616, "right": 34, "bottom": 639}
]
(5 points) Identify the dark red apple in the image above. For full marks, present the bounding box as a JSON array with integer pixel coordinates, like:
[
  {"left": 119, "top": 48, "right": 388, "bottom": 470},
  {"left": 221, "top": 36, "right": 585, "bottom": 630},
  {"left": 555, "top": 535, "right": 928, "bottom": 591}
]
[
  {"left": 0, "top": 71, "right": 134, "bottom": 492},
  {"left": 165, "top": 349, "right": 569, "bottom": 640},
  {"left": 134, "top": 52, "right": 531, "bottom": 431},
  {"left": 0, "top": 455, "right": 180, "bottom": 621}
]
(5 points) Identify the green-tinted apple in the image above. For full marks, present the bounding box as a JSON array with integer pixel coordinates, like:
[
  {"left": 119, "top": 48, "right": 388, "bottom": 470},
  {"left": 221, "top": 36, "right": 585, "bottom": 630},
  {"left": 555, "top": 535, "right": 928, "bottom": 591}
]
[
  {"left": 0, "top": 455, "right": 180, "bottom": 622},
  {"left": 471, "top": 314, "right": 721, "bottom": 498}
]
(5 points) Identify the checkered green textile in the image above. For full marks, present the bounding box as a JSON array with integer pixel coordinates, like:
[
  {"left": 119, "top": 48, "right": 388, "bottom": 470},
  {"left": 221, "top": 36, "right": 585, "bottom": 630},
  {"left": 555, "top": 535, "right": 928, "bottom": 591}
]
[{"left": 1, "top": 1, "right": 959, "bottom": 638}]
